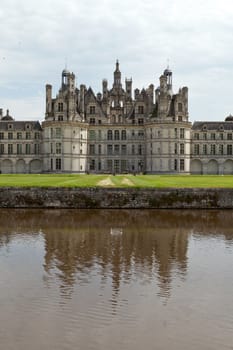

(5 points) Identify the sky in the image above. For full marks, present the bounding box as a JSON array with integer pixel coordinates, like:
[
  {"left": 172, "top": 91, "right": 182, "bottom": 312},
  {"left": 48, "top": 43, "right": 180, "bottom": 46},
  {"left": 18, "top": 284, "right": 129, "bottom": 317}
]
[{"left": 1, "top": 0, "right": 233, "bottom": 122}]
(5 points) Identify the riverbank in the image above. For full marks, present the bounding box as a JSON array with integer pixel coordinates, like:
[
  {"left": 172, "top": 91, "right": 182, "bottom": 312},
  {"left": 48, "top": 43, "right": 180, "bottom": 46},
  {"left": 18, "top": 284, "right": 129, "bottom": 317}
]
[{"left": 1, "top": 187, "right": 233, "bottom": 208}]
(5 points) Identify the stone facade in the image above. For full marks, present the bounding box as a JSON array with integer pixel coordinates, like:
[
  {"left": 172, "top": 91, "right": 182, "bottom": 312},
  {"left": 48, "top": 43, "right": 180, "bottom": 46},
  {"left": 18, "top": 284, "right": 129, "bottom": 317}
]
[{"left": 0, "top": 61, "right": 233, "bottom": 174}]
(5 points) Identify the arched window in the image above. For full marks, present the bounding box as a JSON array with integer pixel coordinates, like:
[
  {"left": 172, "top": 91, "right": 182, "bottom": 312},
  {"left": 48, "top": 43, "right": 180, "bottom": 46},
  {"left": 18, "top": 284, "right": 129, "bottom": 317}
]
[{"left": 114, "top": 130, "right": 120, "bottom": 140}]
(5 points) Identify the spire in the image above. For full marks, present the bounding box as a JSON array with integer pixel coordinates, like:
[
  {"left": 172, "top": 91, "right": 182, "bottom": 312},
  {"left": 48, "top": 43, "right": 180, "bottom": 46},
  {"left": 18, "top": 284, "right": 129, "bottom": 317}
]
[{"left": 113, "top": 60, "right": 121, "bottom": 87}]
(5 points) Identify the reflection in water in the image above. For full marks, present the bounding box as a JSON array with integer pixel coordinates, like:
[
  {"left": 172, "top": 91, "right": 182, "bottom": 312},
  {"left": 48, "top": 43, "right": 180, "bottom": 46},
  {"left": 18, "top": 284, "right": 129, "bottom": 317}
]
[{"left": 0, "top": 209, "right": 233, "bottom": 350}]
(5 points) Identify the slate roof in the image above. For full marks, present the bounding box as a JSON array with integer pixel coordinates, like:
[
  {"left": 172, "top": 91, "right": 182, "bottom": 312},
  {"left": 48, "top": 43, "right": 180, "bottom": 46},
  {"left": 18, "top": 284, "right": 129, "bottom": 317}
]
[
  {"left": 192, "top": 121, "right": 233, "bottom": 131},
  {"left": 0, "top": 121, "right": 42, "bottom": 131}
]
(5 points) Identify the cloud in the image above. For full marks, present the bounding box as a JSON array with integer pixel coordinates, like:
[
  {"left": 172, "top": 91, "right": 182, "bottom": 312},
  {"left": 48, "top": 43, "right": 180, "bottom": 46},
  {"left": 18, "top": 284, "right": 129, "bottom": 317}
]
[{"left": 1, "top": 0, "right": 233, "bottom": 120}]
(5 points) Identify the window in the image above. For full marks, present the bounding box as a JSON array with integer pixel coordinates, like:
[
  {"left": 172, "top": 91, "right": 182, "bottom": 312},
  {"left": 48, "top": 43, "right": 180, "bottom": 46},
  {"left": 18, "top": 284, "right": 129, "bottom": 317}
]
[
  {"left": 114, "top": 145, "right": 120, "bottom": 155},
  {"left": 98, "top": 144, "right": 101, "bottom": 154},
  {"left": 58, "top": 115, "right": 63, "bottom": 121},
  {"left": 174, "top": 128, "right": 177, "bottom": 138},
  {"left": 138, "top": 118, "right": 144, "bottom": 125},
  {"left": 56, "top": 158, "right": 61, "bottom": 170},
  {"left": 138, "top": 105, "right": 144, "bottom": 114},
  {"left": 0, "top": 132, "right": 4, "bottom": 139},
  {"left": 107, "top": 145, "right": 113, "bottom": 155},
  {"left": 138, "top": 130, "right": 144, "bottom": 138},
  {"left": 107, "top": 130, "right": 112, "bottom": 140},
  {"left": 203, "top": 133, "right": 207, "bottom": 140},
  {"left": 210, "top": 144, "right": 216, "bottom": 155},
  {"left": 138, "top": 144, "right": 142, "bottom": 155},
  {"left": 90, "top": 144, "right": 95, "bottom": 155},
  {"left": 114, "top": 130, "right": 120, "bottom": 140},
  {"left": 51, "top": 159, "right": 53, "bottom": 170},
  {"left": 180, "top": 159, "right": 185, "bottom": 171},
  {"left": 8, "top": 144, "right": 13, "bottom": 154},
  {"left": 132, "top": 145, "right": 135, "bottom": 155},
  {"left": 26, "top": 144, "right": 31, "bottom": 154},
  {"left": 90, "top": 159, "right": 95, "bottom": 170},
  {"left": 26, "top": 132, "right": 31, "bottom": 140},
  {"left": 0, "top": 144, "right": 4, "bottom": 154},
  {"left": 56, "top": 142, "right": 61, "bottom": 154},
  {"left": 34, "top": 144, "right": 40, "bottom": 154},
  {"left": 17, "top": 144, "right": 22, "bottom": 154},
  {"left": 55, "top": 128, "right": 61, "bottom": 139},
  {"left": 180, "top": 128, "right": 184, "bottom": 139},
  {"left": 227, "top": 133, "right": 232, "bottom": 140},
  {"left": 132, "top": 130, "right": 135, "bottom": 137},
  {"left": 89, "top": 130, "right": 96, "bottom": 140},
  {"left": 50, "top": 143, "right": 53, "bottom": 153},
  {"left": 107, "top": 159, "right": 112, "bottom": 172},
  {"left": 180, "top": 143, "right": 185, "bottom": 155},
  {"left": 90, "top": 118, "right": 95, "bottom": 124},
  {"left": 203, "top": 144, "right": 207, "bottom": 155},
  {"left": 178, "top": 116, "right": 183, "bottom": 122},
  {"left": 194, "top": 133, "right": 199, "bottom": 140},
  {"left": 121, "top": 130, "right": 126, "bottom": 140},
  {"left": 90, "top": 106, "right": 95, "bottom": 114},
  {"left": 178, "top": 103, "right": 183, "bottom": 112},
  {"left": 174, "top": 159, "right": 177, "bottom": 171},
  {"left": 17, "top": 132, "right": 22, "bottom": 139},
  {"left": 194, "top": 144, "right": 199, "bottom": 155},
  {"left": 58, "top": 103, "right": 63, "bottom": 112},
  {"left": 35, "top": 132, "right": 40, "bottom": 140},
  {"left": 210, "top": 133, "right": 215, "bottom": 140},
  {"left": 8, "top": 132, "right": 13, "bottom": 140},
  {"left": 98, "top": 130, "right": 102, "bottom": 140},
  {"left": 219, "top": 144, "right": 224, "bottom": 155},
  {"left": 227, "top": 144, "right": 232, "bottom": 155},
  {"left": 121, "top": 144, "right": 127, "bottom": 155},
  {"left": 174, "top": 143, "right": 177, "bottom": 154},
  {"left": 219, "top": 133, "right": 224, "bottom": 140}
]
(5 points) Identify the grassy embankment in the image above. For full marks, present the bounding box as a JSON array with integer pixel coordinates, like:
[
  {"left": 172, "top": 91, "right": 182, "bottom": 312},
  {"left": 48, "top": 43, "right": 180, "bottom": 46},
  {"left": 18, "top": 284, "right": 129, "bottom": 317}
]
[{"left": 0, "top": 174, "right": 233, "bottom": 188}]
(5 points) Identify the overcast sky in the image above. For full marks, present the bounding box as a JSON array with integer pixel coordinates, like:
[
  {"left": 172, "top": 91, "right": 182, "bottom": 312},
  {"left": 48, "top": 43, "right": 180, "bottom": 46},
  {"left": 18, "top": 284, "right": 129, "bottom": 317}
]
[{"left": 1, "top": 0, "right": 233, "bottom": 122}]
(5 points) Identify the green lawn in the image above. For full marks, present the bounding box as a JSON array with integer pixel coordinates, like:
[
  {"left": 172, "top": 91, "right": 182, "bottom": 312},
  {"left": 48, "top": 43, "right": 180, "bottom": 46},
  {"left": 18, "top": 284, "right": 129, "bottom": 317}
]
[{"left": 0, "top": 174, "right": 233, "bottom": 188}]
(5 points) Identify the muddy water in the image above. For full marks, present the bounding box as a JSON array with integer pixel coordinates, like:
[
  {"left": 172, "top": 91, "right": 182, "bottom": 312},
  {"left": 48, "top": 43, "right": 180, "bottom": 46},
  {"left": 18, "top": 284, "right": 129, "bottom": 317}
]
[{"left": 0, "top": 209, "right": 233, "bottom": 350}]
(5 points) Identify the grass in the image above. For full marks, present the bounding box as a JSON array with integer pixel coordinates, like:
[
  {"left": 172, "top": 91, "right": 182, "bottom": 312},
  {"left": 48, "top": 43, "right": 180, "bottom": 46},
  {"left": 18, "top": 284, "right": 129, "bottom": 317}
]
[{"left": 0, "top": 174, "right": 233, "bottom": 188}]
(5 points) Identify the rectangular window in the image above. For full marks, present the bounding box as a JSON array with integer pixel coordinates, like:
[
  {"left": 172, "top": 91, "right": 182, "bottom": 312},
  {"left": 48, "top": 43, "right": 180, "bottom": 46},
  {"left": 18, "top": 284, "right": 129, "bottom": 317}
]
[
  {"left": 174, "top": 128, "right": 177, "bottom": 138},
  {"left": 58, "top": 103, "right": 63, "bottom": 112},
  {"left": 210, "top": 144, "right": 216, "bottom": 155},
  {"left": 121, "top": 130, "right": 126, "bottom": 140},
  {"left": 17, "top": 132, "right": 22, "bottom": 139},
  {"left": 114, "top": 130, "right": 120, "bottom": 140},
  {"left": 34, "top": 144, "right": 40, "bottom": 154},
  {"left": 56, "top": 158, "right": 61, "bottom": 170},
  {"left": 138, "top": 144, "right": 142, "bottom": 155},
  {"left": 90, "top": 118, "right": 95, "bottom": 124},
  {"left": 194, "top": 133, "right": 199, "bottom": 140},
  {"left": 8, "top": 132, "right": 13, "bottom": 140},
  {"left": 227, "top": 133, "right": 232, "bottom": 140},
  {"left": 56, "top": 142, "right": 61, "bottom": 154},
  {"left": 121, "top": 144, "right": 127, "bottom": 155},
  {"left": 90, "top": 106, "right": 95, "bottom": 114},
  {"left": 98, "top": 144, "right": 101, "bottom": 155},
  {"left": 138, "top": 118, "right": 144, "bottom": 125},
  {"left": 89, "top": 130, "right": 96, "bottom": 140},
  {"left": 219, "top": 133, "right": 224, "bottom": 140},
  {"left": 174, "top": 143, "right": 177, "bottom": 154},
  {"left": 17, "top": 144, "right": 22, "bottom": 154},
  {"left": 180, "top": 159, "right": 185, "bottom": 171},
  {"left": 227, "top": 144, "right": 232, "bottom": 155},
  {"left": 174, "top": 159, "right": 177, "bottom": 171},
  {"left": 203, "top": 133, "right": 207, "bottom": 140},
  {"left": 194, "top": 144, "right": 199, "bottom": 155},
  {"left": 138, "top": 130, "right": 144, "bottom": 138},
  {"left": 90, "top": 144, "right": 95, "bottom": 155},
  {"left": 107, "top": 144, "right": 113, "bottom": 155},
  {"left": 50, "top": 143, "right": 53, "bottom": 153},
  {"left": 26, "top": 144, "right": 31, "bottom": 155},
  {"left": 210, "top": 133, "right": 215, "bottom": 140},
  {"left": 138, "top": 105, "right": 144, "bottom": 114},
  {"left": 132, "top": 145, "right": 135, "bottom": 155},
  {"left": 0, "top": 132, "right": 4, "bottom": 140},
  {"left": 180, "top": 128, "right": 185, "bottom": 139},
  {"left": 35, "top": 132, "right": 40, "bottom": 140},
  {"left": 219, "top": 144, "right": 224, "bottom": 155},
  {"left": 8, "top": 144, "right": 13, "bottom": 154},
  {"left": 0, "top": 144, "right": 4, "bottom": 154},
  {"left": 114, "top": 144, "right": 120, "bottom": 155},
  {"left": 121, "top": 160, "right": 127, "bottom": 172},
  {"left": 180, "top": 143, "right": 185, "bottom": 155},
  {"left": 90, "top": 159, "right": 95, "bottom": 170},
  {"left": 26, "top": 132, "right": 31, "bottom": 140},
  {"left": 107, "top": 159, "right": 112, "bottom": 172},
  {"left": 203, "top": 144, "right": 207, "bottom": 155},
  {"left": 55, "top": 128, "right": 61, "bottom": 139}
]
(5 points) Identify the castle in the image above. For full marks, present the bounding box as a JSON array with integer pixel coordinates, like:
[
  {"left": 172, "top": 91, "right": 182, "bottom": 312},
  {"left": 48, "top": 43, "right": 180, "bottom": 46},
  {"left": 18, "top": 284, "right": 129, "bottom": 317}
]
[{"left": 1, "top": 61, "right": 233, "bottom": 174}]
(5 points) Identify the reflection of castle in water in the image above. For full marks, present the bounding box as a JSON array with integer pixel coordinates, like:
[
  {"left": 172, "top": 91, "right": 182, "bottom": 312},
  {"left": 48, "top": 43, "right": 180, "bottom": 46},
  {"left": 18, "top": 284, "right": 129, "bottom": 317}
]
[{"left": 1, "top": 209, "right": 233, "bottom": 301}]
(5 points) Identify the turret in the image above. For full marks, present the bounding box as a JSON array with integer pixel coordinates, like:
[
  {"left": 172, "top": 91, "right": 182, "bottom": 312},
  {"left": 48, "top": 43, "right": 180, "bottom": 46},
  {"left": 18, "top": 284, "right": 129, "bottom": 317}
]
[
  {"left": 125, "top": 78, "right": 132, "bottom": 99},
  {"left": 46, "top": 84, "right": 52, "bottom": 116},
  {"left": 113, "top": 60, "right": 122, "bottom": 87},
  {"left": 102, "top": 79, "right": 108, "bottom": 99}
]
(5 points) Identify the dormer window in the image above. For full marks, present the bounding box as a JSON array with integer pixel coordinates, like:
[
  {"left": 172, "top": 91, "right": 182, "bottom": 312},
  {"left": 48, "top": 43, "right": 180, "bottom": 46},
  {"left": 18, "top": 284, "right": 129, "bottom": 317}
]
[
  {"left": 203, "top": 125, "right": 207, "bottom": 131},
  {"left": 8, "top": 124, "right": 13, "bottom": 130},
  {"left": 58, "top": 102, "right": 63, "bottom": 112},
  {"left": 178, "top": 103, "right": 183, "bottom": 112},
  {"left": 90, "top": 106, "right": 95, "bottom": 114},
  {"left": 138, "top": 105, "right": 144, "bottom": 114},
  {"left": 26, "top": 124, "right": 31, "bottom": 130}
]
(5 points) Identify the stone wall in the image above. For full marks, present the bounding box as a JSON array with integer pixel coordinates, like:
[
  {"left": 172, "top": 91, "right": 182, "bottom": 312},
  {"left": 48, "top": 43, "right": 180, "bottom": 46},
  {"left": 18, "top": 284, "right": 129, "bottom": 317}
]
[{"left": 0, "top": 187, "right": 233, "bottom": 208}]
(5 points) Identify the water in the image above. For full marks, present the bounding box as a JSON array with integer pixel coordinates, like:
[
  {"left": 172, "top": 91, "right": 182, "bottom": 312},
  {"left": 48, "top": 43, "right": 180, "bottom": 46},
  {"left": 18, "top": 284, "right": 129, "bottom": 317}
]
[{"left": 0, "top": 209, "right": 233, "bottom": 350}]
